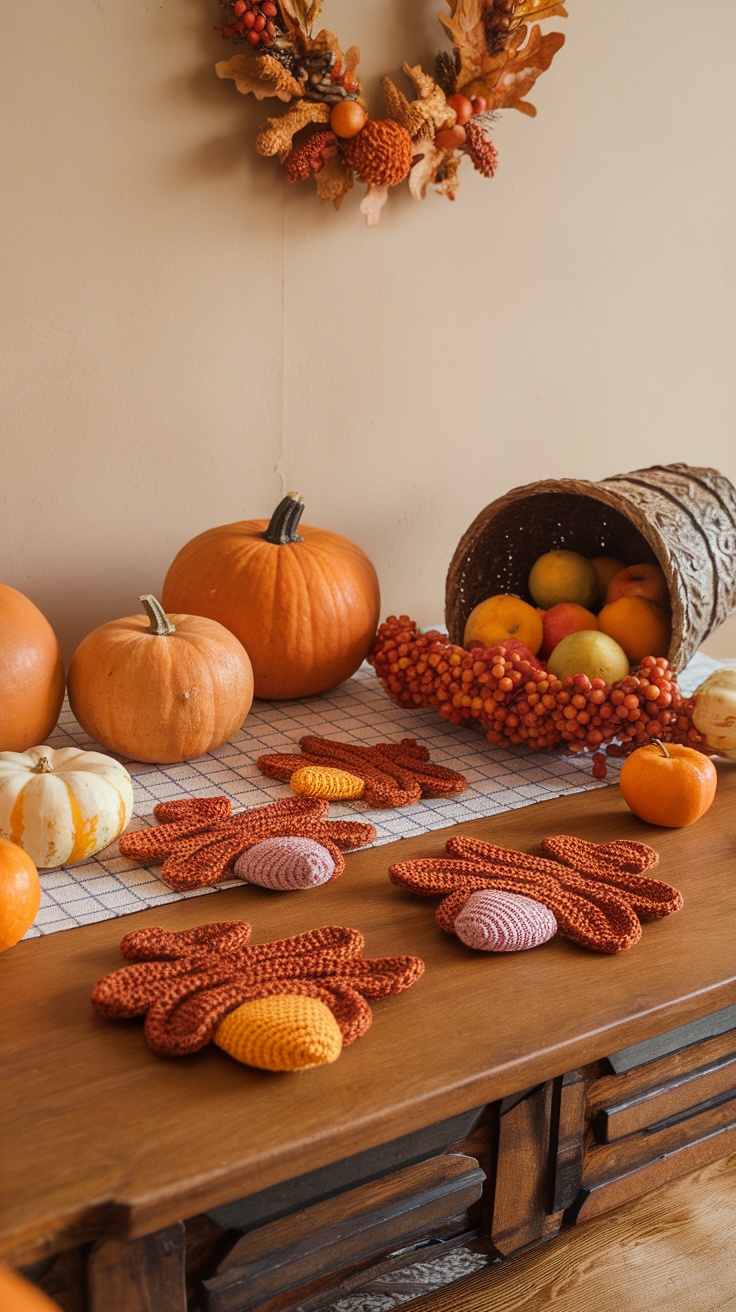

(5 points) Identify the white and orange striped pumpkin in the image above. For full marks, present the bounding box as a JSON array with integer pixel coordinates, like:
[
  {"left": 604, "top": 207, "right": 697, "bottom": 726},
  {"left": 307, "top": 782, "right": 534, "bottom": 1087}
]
[{"left": 0, "top": 746, "right": 134, "bottom": 868}]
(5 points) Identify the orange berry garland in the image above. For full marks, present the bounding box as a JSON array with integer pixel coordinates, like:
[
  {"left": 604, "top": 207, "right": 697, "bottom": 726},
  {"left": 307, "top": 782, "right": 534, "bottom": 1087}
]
[
  {"left": 214, "top": 0, "right": 568, "bottom": 222},
  {"left": 368, "top": 616, "right": 709, "bottom": 775}
]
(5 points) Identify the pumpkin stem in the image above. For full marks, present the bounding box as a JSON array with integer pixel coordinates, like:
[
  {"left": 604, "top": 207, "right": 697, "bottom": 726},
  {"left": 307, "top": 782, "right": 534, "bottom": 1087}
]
[
  {"left": 651, "top": 738, "right": 670, "bottom": 758},
  {"left": 262, "top": 492, "right": 305, "bottom": 545},
  {"left": 32, "top": 756, "right": 54, "bottom": 774},
  {"left": 139, "top": 595, "right": 176, "bottom": 636}
]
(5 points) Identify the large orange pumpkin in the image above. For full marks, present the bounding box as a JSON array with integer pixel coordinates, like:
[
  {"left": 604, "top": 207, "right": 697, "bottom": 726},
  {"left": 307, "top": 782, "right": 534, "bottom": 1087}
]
[
  {"left": 0, "top": 585, "right": 65, "bottom": 752},
  {"left": 161, "top": 493, "right": 381, "bottom": 700},
  {"left": 67, "top": 595, "right": 254, "bottom": 763}
]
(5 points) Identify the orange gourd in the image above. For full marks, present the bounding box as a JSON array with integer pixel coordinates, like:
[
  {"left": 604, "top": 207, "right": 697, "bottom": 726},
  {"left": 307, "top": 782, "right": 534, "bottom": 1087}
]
[
  {"left": 0, "top": 585, "right": 65, "bottom": 752},
  {"left": 0, "top": 837, "right": 41, "bottom": 951},
  {"left": 619, "top": 740, "right": 717, "bottom": 827},
  {"left": 67, "top": 596, "right": 254, "bottom": 764},
  {"left": 162, "top": 493, "right": 381, "bottom": 700}
]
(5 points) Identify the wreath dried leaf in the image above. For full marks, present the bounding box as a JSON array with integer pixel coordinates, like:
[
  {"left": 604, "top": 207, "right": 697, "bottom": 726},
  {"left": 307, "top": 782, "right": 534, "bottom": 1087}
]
[
  {"left": 216, "top": 54, "right": 304, "bottom": 102},
  {"left": 256, "top": 100, "right": 331, "bottom": 157},
  {"left": 408, "top": 141, "right": 444, "bottom": 200},
  {"left": 360, "top": 184, "right": 390, "bottom": 228},
  {"left": 280, "top": 0, "right": 323, "bottom": 38},
  {"left": 315, "top": 154, "right": 354, "bottom": 209},
  {"left": 461, "top": 24, "right": 565, "bottom": 115},
  {"left": 438, "top": 0, "right": 487, "bottom": 90},
  {"left": 383, "top": 63, "right": 452, "bottom": 141}
]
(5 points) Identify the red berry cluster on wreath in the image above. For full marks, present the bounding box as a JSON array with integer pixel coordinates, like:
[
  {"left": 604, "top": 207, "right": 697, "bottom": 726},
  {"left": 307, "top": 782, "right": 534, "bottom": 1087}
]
[
  {"left": 218, "top": 0, "right": 279, "bottom": 47},
  {"left": 369, "top": 616, "right": 708, "bottom": 778}
]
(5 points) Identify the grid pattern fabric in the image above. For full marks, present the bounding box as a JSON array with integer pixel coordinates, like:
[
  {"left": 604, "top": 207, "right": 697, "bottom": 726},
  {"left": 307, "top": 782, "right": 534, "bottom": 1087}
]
[{"left": 26, "top": 653, "right": 719, "bottom": 938}]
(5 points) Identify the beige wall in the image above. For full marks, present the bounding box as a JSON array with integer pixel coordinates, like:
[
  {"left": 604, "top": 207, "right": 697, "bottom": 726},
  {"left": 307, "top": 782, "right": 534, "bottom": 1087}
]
[{"left": 2, "top": 1, "right": 735, "bottom": 664}]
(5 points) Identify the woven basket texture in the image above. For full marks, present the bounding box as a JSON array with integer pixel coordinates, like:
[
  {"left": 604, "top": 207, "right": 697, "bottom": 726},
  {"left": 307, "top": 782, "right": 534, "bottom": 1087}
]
[{"left": 445, "top": 463, "right": 736, "bottom": 672}]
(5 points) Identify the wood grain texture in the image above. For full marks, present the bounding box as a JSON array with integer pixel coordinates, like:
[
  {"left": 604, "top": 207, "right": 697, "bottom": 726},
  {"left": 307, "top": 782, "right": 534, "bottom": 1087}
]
[
  {"left": 591, "top": 1041, "right": 736, "bottom": 1142},
  {"left": 204, "top": 1155, "right": 484, "bottom": 1312},
  {"left": 404, "top": 1153, "right": 736, "bottom": 1312},
  {"left": 2, "top": 769, "right": 736, "bottom": 1264},
  {"left": 87, "top": 1222, "right": 186, "bottom": 1312},
  {"left": 491, "top": 1083, "right": 558, "bottom": 1255}
]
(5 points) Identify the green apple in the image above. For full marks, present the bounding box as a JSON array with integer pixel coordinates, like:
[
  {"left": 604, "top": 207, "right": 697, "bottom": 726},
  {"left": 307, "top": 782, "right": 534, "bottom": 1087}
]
[{"left": 547, "top": 630, "right": 630, "bottom": 684}]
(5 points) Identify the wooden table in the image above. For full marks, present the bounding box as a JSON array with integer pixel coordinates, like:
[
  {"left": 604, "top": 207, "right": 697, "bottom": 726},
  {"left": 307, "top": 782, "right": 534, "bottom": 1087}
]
[{"left": 3, "top": 765, "right": 736, "bottom": 1312}]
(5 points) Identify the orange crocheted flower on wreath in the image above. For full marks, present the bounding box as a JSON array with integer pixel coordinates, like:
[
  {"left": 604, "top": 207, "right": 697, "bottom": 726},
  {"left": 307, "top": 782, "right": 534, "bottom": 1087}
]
[{"left": 214, "top": 1, "right": 568, "bottom": 224}]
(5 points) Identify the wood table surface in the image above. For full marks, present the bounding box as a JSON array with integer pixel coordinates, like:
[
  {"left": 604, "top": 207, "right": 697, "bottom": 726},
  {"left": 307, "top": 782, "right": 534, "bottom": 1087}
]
[{"left": 2, "top": 763, "right": 735, "bottom": 1266}]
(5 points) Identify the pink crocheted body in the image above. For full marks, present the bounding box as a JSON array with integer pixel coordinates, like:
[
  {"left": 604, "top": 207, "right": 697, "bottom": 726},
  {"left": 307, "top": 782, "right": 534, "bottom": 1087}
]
[
  {"left": 233, "top": 837, "right": 337, "bottom": 890},
  {"left": 453, "top": 889, "right": 558, "bottom": 953}
]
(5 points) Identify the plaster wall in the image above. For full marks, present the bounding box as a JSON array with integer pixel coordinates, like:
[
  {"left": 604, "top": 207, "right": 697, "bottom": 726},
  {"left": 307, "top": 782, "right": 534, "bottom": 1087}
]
[{"left": 2, "top": 1, "right": 735, "bottom": 661}]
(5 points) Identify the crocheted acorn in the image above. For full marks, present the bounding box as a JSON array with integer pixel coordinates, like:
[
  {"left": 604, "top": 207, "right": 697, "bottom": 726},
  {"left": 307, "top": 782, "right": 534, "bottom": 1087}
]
[
  {"left": 214, "top": 994, "right": 343, "bottom": 1070},
  {"left": 91, "top": 921, "right": 425, "bottom": 1072},
  {"left": 342, "top": 119, "right": 414, "bottom": 187},
  {"left": 453, "top": 890, "right": 557, "bottom": 953},
  {"left": 289, "top": 765, "right": 366, "bottom": 801},
  {"left": 233, "top": 836, "right": 336, "bottom": 890}
]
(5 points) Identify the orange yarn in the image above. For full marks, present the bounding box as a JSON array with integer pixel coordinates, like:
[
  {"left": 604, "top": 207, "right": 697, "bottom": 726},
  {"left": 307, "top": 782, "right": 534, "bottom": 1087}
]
[
  {"left": 342, "top": 119, "right": 414, "bottom": 187},
  {"left": 119, "top": 795, "right": 376, "bottom": 891},
  {"left": 389, "top": 835, "right": 682, "bottom": 955},
  {"left": 91, "top": 921, "right": 424, "bottom": 1065},
  {"left": 289, "top": 765, "right": 366, "bottom": 801},
  {"left": 258, "top": 736, "right": 467, "bottom": 809}
]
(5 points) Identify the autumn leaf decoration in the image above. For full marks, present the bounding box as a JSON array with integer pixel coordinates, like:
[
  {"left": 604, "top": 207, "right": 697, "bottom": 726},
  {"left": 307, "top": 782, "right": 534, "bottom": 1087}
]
[{"left": 214, "top": 0, "right": 567, "bottom": 222}]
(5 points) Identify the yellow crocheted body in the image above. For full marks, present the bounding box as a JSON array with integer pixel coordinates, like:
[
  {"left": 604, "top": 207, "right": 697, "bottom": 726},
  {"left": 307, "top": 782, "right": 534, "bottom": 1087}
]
[
  {"left": 213, "top": 994, "right": 343, "bottom": 1070},
  {"left": 289, "top": 765, "right": 366, "bottom": 801}
]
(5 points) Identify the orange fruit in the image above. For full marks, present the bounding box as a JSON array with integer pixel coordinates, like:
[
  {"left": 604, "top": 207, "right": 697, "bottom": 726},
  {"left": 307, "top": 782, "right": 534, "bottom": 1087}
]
[
  {"left": 619, "top": 741, "right": 717, "bottom": 827},
  {"left": 0, "top": 837, "right": 41, "bottom": 951},
  {"left": 528, "top": 550, "right": 598, "bottom": 609},
  {"left": 597, "top": 596, "right": 671, "bottom": 663},
  {"left": 0, "top": 1263, "right": 62, "bottom": 1310},
  {"left": 463, "top": 594, "right": 543, "bottom": 655}
]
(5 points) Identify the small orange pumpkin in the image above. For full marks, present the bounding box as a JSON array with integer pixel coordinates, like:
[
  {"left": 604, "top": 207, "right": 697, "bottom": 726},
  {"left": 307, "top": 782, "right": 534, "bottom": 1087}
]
[
  {"left": 0, "top": 1264, "right": 62, "bottom": 1310},
  {"left": 0, "top": 837, "right": 41, "bottom": 951},
  {"left": 162, "top": 493, "right": 381, "bottom": 700},
  {"left": 619, "top": 740, "right": 717, "bottom": 827},
  {"left": 0, "top": 585, "right": 65, "bottom": 752},
  {"left": 67, "top": 596, "right": 254, "bottom": 764}
]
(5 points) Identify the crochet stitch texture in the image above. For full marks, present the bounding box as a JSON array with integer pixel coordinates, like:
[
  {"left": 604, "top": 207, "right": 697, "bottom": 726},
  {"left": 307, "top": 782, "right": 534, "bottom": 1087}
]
[
  {"left": 91, "top": 921, "right": 424, "bottom": 1069},
  {"left": 289, "top": 765, "right": 366, "bottom": 801},
  {"left": 118, "top": 796, "right": 376, "bottom": 891},
  {"left": 233, "top": 836, "right": 336, "bottom": 890},
  {"left": 454, "top": 889, "right": 557, "bottom": 952},
  {"left": 389, "top": 835, "right": 683, "bottom": 955},
  {"left": 258, "top": 736, "right": 467, "bottom": 809}
]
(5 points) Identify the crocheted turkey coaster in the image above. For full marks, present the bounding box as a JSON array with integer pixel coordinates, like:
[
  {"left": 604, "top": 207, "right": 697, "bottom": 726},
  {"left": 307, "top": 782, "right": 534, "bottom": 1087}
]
[
  {"left": 257, "top": 736, "right": 467, "bottom": 808},
  {"left": 118, "top": 796, "right": 376, "bottom": 892},
  {"left": 91, "top": 921, "right": 424, "bottom": 1071},
  {"left": 389, "top": 835, "right": 683, "bottom": 955}
]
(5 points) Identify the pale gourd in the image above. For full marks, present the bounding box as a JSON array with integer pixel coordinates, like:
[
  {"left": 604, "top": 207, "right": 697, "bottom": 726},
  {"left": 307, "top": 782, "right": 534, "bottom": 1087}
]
[
  {"left": 0, "top": 746, "right": 134, "bottom": 868},
  {"left": 692, "top": 669, "right": 736, "bottom": 760}
]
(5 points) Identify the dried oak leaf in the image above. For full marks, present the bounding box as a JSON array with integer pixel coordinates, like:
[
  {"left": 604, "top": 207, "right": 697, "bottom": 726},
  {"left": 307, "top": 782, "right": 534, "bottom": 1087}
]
[
  {"left": 360, "top": 184, "right": 389, "bottom": 228},
  {"left": 256, "top": 99, "right": 331, "bottom": 157},
  {"left": 408, "top": 141, "right": 444, "bottom": 200},
  {"left": 460, "top": 24, "right": 565, "bottom": 115},
  {"left": 438, "top": 0, "right": 487, "bottom": 90},
  {"left": 216, "top": 53, "right": 303, "bottom": 103},
  {"left": 382, "top": 63, "right": 452, "bottom": 142},
  {"left": 315, "top": 154, "right": 354, "bottom": 209},
  {"left": 280, "top": 0, "right": 323, "bottom": 38}
]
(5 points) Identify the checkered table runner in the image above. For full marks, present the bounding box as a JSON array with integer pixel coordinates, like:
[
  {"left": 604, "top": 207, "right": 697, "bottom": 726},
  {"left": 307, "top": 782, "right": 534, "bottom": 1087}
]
[{"left": 27, "top": 652, "right": 719, "bottom": 937}]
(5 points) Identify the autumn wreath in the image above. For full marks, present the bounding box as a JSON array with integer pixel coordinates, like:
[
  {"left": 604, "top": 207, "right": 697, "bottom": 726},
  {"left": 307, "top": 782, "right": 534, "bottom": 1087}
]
[{"left": 215, "top": 0, "right": 567, "bottom": 224}]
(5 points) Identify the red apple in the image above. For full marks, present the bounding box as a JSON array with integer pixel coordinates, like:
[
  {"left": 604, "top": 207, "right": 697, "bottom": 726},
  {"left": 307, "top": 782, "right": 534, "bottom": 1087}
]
[
  {"left": 606, "top": 563, "right": 669, "bottom": 608},
  {"left": 541, "top": 603, "right": 599, "bottom": 660},
  {"left": 590, "top": 556, "right": 625, "bottom": 605}
]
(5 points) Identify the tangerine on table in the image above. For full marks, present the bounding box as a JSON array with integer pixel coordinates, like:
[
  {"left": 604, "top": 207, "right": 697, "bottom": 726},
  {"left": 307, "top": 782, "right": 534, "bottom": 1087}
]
[
  {"left": 619, "top": 741, "right": 717, "bottom": 827},
  {"left": 0, "top": 837, "right": 41, "bottom": 951},
  {"left": 597, "top": 595, "right": 671, "bottom": 663},
  {"left": 463, "top": 594, "right": 543, "bottom": 656}
]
